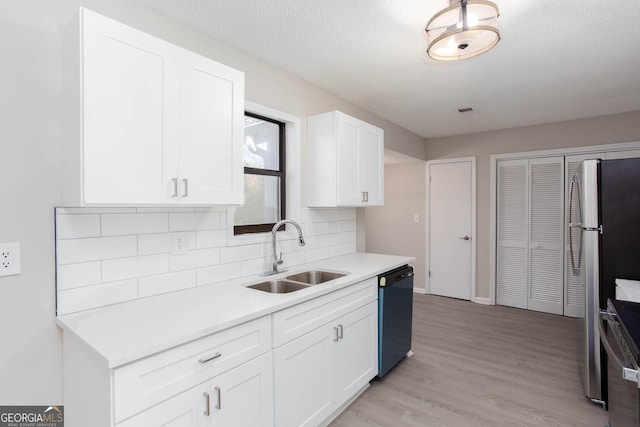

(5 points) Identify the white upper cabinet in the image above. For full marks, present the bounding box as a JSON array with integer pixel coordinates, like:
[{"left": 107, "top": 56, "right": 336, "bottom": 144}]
[
  {"left": 62, "top": 8, "right": 244, "bottom": 206},
  {"left": 307, "top": 111, "right": 384, "bottom": 207}
]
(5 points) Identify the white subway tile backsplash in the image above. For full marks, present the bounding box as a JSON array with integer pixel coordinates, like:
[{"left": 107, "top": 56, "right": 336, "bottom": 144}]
[
  {"left": 340, "top": 220, "right": 357, "bottom": 232},
  {"left": 242, "top": 258, "right": 269, "bottom": 277},
  {"left": 102, "top": 213, "right": 168, "bottom": 236},
  {"left": 170, "top": 248, "right": 220, "bottom": 271},
  {"left": 339, "top": 209, "right": 357, "bottom": 221},
  {"left": 57, "top": 279, "right": 138, "bottom": 315},
  {"left": 139, "top": 270, "right": 196, "bottom": 298},
  {"left": 138, "top": 233, "right": 172, "bottom": 255},
  {"left": 55, "top": 207, "right": 357, "bottom": 315},
  {"left": 305, "top": 247, "right": 330, "bottom": 263},
  {"left": 102, "top": 254, "right": 169, "bottom": 283},
  {"left": 316, "top": 233, "right": 342, "bottom": 248},
  {"left": 197, "top": 229, "right": 227, "bottom": 249},
  {"left": 220, "top": 244, "right": 261, "bottom": 264},
  {"left": 57, "top": 236, "right": 137, "bottom": 265},
  {"left": 197, "top": 262, "right": 244, "bottom": 286},
  {"left": 169, "top": 212, "right": 221, "bottom": 232},
  {"left": 56, "top": 214, "right": 101, "bottom": 239},
  {"left": 57, "top": 262, "right": 101, "bottom": 290}
]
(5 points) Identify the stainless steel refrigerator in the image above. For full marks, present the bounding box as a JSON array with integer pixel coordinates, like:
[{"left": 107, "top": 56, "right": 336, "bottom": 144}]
[{"left": 579, "top": 158, "right": 640, "bottom": 406}]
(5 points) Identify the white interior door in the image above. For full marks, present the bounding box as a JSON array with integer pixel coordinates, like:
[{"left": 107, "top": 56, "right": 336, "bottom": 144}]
[{"left": 428, "top": 160, "right": 474, "bottom": 300}]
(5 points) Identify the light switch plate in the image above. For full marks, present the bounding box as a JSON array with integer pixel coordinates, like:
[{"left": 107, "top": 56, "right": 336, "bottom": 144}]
[{"left": 0, "top": 242, "right": 21, "bottom": 277}]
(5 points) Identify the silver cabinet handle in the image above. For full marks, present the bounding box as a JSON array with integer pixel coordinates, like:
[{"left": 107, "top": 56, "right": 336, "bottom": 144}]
[
  {"left": 203, "top": 392, "right": 210, "bottom": 416},
  {"left": 338, "top": 324, "right": 344, "bottom": 340},
  {"left": 334, "top": 326, "right": 340, "bottom": 342},
  {"left": 198, "top": 352, "right": 222, "bottom": 364},
  {"left": 172, "top": 178, "right": 178, "bottom": 197},
  {"left": 361, "top": 192, "right": 366, "bottom": 203},
  {"left": 214, "top": 386, "right": 221, "bottom": 410},
  {"left": 182, "top": 178, "right": 189, "bottom": 197},
  {"left": 459, "top": 235, "right": 470, "bottom": 241}
]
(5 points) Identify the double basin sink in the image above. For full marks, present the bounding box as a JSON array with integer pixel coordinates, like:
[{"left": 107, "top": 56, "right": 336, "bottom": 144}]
[{"left": 246, "top": 270, "right": 347, "bottom": 294}]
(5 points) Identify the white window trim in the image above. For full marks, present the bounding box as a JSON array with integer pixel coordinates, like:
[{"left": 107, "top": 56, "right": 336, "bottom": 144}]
[{"left": 226, "top": 101, "right": 302, "bottom": 246}]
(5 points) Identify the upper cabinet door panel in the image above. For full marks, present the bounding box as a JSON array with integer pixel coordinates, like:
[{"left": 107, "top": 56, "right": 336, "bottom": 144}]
[
  {"left": 307, "top": 111, "right": 384, "bottom": 207},
  {"left": 359, "top": 126, "right": 384, "bottom": 205},
  {"left": 336, "top": 118, "right": 361, "bottom": 206},
  {"left": 179, "top": 49, "right": 244, "bottom": 205},
  {"left": 81, "top": 9, "right": 178, "bottom": 204}
]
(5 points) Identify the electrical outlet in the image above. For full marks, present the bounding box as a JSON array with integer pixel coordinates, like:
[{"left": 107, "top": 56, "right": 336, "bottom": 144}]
[
  {"left": 172, "top": 233, "right": 188, "bottom": 256},
  {"left": 0, "top": 242, "right": 21, "bottom": 277}
]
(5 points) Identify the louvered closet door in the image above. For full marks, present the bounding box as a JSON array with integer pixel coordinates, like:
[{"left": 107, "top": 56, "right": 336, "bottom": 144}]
[
  {"left": 564, "top": 153, "right": 604, "bottom": 317},
  {"left": 496, "top": 159, "right": 529, "bottom": 309},
  {"left": 528, "top": 157, "right": 564, "bottom": 315}
]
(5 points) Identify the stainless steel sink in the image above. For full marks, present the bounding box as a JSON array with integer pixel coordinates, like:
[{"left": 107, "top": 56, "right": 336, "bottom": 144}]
[
  {"left": 286, "top": 270, "right": 347, "bottom": 285},
  {"left": 245, "top": 280, "right": 310, "bottom": 294}
]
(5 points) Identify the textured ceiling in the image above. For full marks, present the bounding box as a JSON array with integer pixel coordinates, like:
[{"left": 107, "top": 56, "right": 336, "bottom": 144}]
[{"left": 132, "top": 0, "right": 640, "bottom": 139}]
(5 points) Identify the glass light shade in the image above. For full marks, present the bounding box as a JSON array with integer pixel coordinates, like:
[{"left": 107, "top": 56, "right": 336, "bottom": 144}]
[{"left": 426, "top": 0, "right": 500, "bottom": 61}]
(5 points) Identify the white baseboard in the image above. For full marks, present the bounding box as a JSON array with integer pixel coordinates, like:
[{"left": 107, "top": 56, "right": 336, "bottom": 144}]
[
  {"left": 413, "top": 287, "right": 427, "bottom": 295},
  {"left": 474, "top": 297, "right": 491, "bottom": 305}
]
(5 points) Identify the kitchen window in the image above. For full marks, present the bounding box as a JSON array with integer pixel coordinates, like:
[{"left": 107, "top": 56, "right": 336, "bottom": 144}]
[{"left": 234, "top": 112, "right": 286, "bottom": 235}]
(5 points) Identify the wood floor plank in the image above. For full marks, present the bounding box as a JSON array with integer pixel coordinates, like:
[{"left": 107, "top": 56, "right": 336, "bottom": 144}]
[{"left": 330, "top": 294, "right": 609, "bottom": 427}]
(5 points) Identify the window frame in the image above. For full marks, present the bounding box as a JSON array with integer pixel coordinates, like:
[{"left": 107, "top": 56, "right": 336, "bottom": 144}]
[{"left": 233, "top": 111, "right": 286, "bottom": 235}]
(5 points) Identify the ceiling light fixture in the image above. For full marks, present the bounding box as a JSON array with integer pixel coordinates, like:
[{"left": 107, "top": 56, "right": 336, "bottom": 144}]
[{"left": 425, "top": 0, "right": 500, "bottom": 61}]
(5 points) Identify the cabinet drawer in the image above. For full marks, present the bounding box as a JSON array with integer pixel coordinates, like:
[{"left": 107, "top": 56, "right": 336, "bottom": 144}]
[
  {"left": 114, "top": 316, "right": 271, "bottom": 423},
  {"left": 272, "top": 277, "right": 377, "bottom": 348}
]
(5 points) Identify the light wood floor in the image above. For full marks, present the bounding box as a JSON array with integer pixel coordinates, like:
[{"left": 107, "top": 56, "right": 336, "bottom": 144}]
[{"left": 331, "top": 294, "right": 609, "bottom": 427}]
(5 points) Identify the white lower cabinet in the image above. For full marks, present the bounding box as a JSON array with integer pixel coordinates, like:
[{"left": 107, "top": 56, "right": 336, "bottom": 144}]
[
  {"left": 118, "top": 352, "right": 274, "bottom": 427},
  {"left": 62, "top": 277, "right": 379, "bottom": 427},
  {"left": 273, "top": 281, "right": 378, "bottom": 427}
]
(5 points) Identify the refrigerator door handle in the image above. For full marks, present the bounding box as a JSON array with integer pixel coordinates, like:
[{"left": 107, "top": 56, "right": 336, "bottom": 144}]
[{"left": 568, "top": 175, "right": 584, "bottom": 271}]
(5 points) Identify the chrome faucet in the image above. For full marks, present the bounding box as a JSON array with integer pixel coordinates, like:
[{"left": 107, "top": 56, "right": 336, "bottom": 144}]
[{"left": 266, "top": 219, "right": 305, "bottom": 276}]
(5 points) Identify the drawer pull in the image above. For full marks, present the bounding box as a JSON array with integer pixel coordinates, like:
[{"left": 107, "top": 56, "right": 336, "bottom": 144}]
[
  {"left": 203, "top": 392, "right": 210, "bottom": 416},
  {"left": 198, "top": 352, "right": 222, "bottom": 364},
  {"left": 214, "top": 386, "right": 221, "bottom": 410},
  {"left": 338, "top": 324, "right": 344, "bottom": 340}
]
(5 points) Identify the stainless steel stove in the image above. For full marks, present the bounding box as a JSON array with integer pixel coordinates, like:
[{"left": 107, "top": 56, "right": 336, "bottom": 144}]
[{"left": 600, "top": 299, "right": 640, "bottom": 426}]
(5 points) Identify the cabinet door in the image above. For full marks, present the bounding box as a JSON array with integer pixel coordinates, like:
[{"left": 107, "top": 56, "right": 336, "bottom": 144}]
[
  {"left": 82, "top": 9, "right": 179, "bottom": 205},
  {"left": 274, "top": 326, "right": 333, "bottom": 427},
  {"left": 210, "top": 352, "right": 274, "bottom": 427},
  {"left": 179, "top": 49, "right": 244, "bottom": 205},
  {"left": 333, "top": 301, "right": 378, "bottom": 402},
  {"left": 496, "top": 159, "right": 529, "bottom": 309},
  {"left": 336, "top": 114, "right": 363, "bottom": 206},
  {"left": 358, "top": 125, "right": 384, "bottom": 206},
  {"left": 528, "top": 157, "right": 564, "bottom": 315},
  {"left": 117, "top": 382, "right": 209, "bottom": 427}
]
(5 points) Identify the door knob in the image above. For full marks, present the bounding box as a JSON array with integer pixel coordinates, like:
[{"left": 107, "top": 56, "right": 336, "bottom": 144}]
[{"left": 459, "top": 235, "right": 471, "bottom": 241}]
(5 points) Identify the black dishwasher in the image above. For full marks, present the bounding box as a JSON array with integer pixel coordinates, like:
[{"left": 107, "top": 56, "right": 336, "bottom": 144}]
[{"left": 377, "top": 265, "right": 414, "bottom": 377}]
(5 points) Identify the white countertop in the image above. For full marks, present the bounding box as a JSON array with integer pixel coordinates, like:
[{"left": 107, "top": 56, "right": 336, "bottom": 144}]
[
  {"left": 616, "top": 278, "right": 640, "bottom": 303},
  {"left": 56, "top": 252, "right": 414, "bottom": 368}
]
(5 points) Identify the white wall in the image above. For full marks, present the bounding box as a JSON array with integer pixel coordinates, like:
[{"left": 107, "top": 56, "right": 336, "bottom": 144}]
[
  {"left": 365, "top": 162, "right": 426, "bottom": 290},
  {"left": 0, "top": 0, "right": 426, "bottom": 405},
  {"left": 426, "top": 111, "right": 640, "bottom": 300}
]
